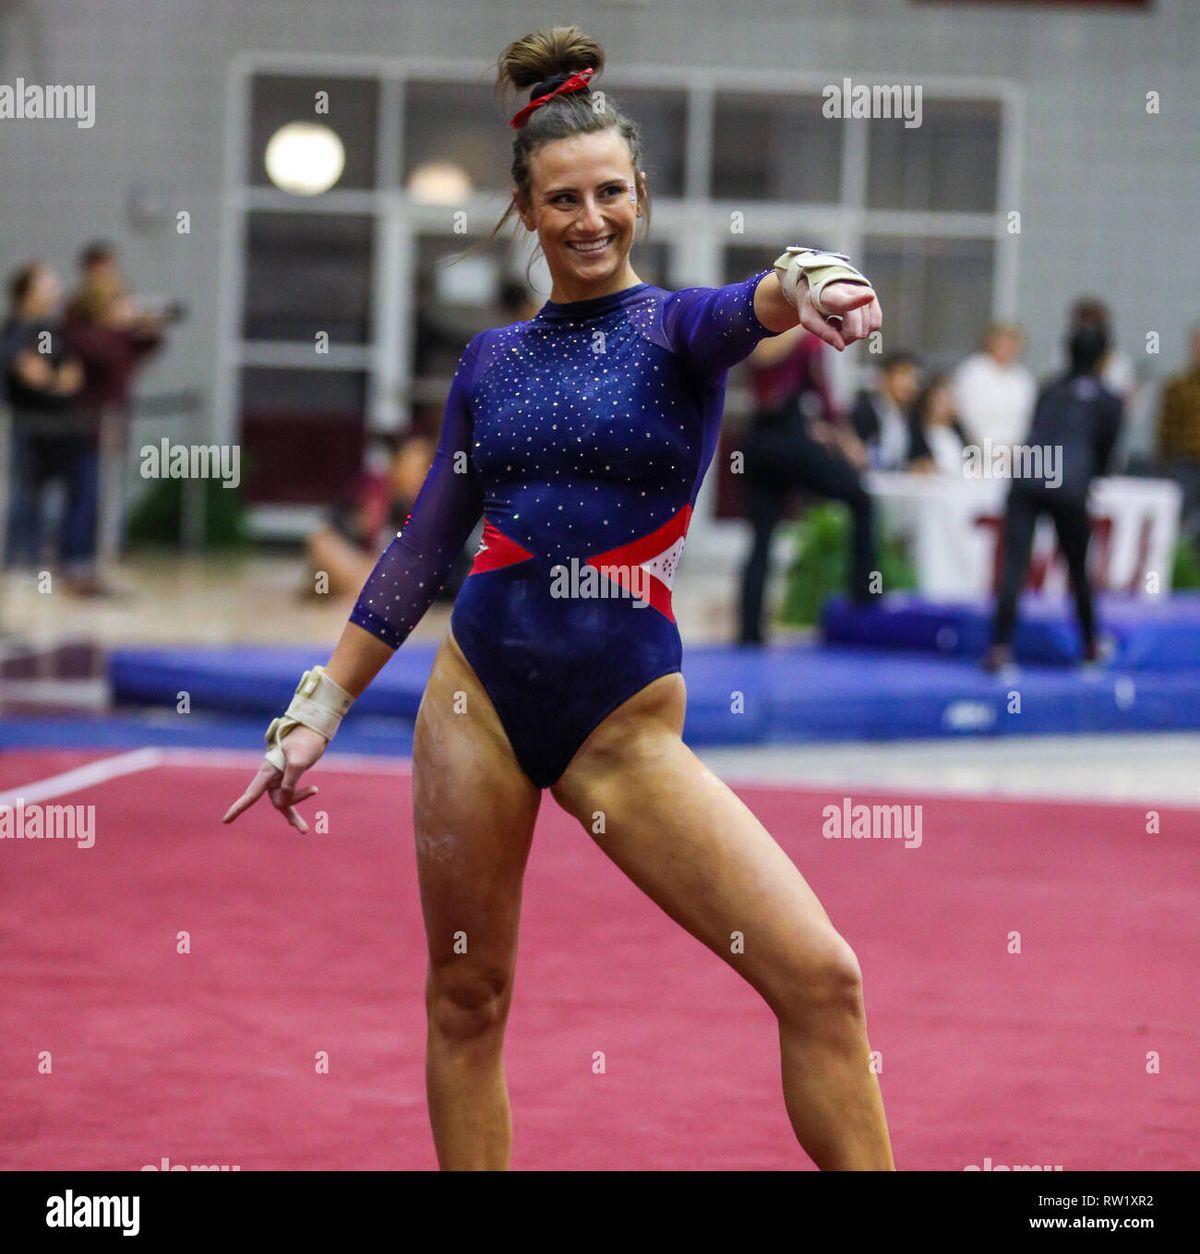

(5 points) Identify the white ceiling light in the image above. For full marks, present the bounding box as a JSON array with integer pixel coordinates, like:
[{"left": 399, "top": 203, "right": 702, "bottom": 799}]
[
  {"left": 407, "top": 160, "right": 473, "bottom": 205},
  {"left": 264, "top": 122, "right": 346, "bottom": 196}
]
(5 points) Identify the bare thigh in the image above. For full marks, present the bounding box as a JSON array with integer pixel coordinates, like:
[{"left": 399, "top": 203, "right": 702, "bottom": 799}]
[
  {"left": 550, "top": 674, "right": 859, "bottom": 1015},
  {"left": 413, "top": 628, "right": 542, "bottom": 1002}
]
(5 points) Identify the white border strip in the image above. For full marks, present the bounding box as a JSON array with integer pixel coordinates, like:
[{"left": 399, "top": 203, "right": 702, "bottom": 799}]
[
  {"left": 4, "top": 745, "right": 1192, "bottom": 810},
  {"left": 157, "top": 747, "right": 413, "bottom": 776},
  {"left": 0, "top": 747, "right": 413, "bottom": 808},
  {"left": 0, "top": 748, "right": 164, "bottom": 806}
]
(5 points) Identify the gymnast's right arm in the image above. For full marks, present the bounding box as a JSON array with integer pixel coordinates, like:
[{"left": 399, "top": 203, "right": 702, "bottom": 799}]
[
  {"left": 328, "top": 336, "right": 485, "bottom": 686},
  {"left": 223, "top": 336, "right": 485, "bottom": 830}
]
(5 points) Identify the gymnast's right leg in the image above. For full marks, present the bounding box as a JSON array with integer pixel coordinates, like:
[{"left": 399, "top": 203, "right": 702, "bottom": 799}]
[{"left": 412, "top": 628, "right": 543, "bottom": 1170}]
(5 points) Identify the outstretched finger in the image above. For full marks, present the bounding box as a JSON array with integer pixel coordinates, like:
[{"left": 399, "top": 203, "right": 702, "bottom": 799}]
[
  {"left": 283, "top": 803, "right": 309, "bottom": 834},
  {"left": 276, "top": 760, "right": 305, "bottom": 809},
  {"left": 842, "top": 304, "right": 866, "bottom": 344},
  {"left": 800, "top": 297, "right": 846, "bottom": 351},
  {"left": 819, "top": 282, "right": 876, "bottom": 316},
  {"left": 222, "top": 763, "right": 279, "bottom": 823},
  {"left": 268, "top": 777, "right": 319, "bottom": 829},
  {"left": 851, "top": 302, "right": 873, "bottom": 342}
]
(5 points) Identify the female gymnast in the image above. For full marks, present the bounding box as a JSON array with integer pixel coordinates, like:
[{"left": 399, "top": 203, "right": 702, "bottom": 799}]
[{"left": 224, "top": 25, "right": 894, "bottom": 1171}]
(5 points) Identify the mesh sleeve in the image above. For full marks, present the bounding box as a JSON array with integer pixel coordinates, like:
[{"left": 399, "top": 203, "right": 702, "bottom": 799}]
[
  {"left": 660, "top": 268, "right": 781, "bottom": 379},
  {"left": 348, "top": 335, "right": 485, "bottom": 649}
]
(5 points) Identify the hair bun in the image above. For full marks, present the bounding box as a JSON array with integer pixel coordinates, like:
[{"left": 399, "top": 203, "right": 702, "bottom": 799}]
[{"left": 497, "top": 26, "right": 604, "bottom": 96}]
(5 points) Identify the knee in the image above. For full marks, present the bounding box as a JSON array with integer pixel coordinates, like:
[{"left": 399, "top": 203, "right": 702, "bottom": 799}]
[
  {"left": 426, "top": 964, "right": 512, "bottom": 1043},
  {"left": 768, "top": 935, "right": 865, "bottom": 1027}
]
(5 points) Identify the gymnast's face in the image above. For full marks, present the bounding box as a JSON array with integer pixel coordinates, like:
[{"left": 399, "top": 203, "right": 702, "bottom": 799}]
[{"left": 518, "top": 128, "right": 644, "bottom": 304}]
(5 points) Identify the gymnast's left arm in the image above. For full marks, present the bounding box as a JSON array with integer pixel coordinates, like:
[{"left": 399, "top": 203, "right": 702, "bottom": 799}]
[{"left": 662, "top": 253, "right": 882, "bottom": 379}]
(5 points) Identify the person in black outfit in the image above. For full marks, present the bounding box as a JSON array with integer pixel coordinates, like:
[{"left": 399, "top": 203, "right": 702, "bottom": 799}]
[
  {"left": 984, "top": 325, "right": 1123, "bottom": 672},
  {"left": 738, "top": 327, "right": 880, "bottom": 646},
  {"left": 2, "top": 262, "right": 96, "bottom": 587},
  {"left": 848, "top": 352, "right": 922, "bottom": 470}
]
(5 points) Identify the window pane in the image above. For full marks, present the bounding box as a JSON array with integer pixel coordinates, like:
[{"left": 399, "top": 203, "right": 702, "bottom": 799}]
[
  {"left": 411, "top": 234, "right": 512, "bottom": 386},
  {"left": 402, "top": 81, "right": 686, "bottom": 200},
  {"left": 403, "top": 81, "right": 512, "bottom": 196},
  {"left": 607, "top": 86, "right": 687, "bottom": 198},
  {"left": 410, "top": 233, "right": 672, "bottom": 376},
  {"left": 866, "top": 99, "right": 1000, "bottom": 212},
  {"left": 249, "top": 74, "right": 378, "bottom": 191},
  {"left": 863, "top": 236, "right": 994, "bottom": 369},
  {"left": 243, "top": 212, "right": 374, "bottom": 343},
  {"left": 712, "top": 93, "right": 841, "bottom": 202},
  {"left": 239, "top": 368, "right": 367, "bottom": 505}
]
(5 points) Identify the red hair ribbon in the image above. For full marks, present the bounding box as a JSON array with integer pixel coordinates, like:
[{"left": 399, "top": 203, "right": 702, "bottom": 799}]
[{"left": 509, "top": 67, "right": 595, "bottom": 129}]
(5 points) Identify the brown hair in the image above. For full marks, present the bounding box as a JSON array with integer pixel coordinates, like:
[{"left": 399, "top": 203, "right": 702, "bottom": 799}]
[
  {"left": 459, "top": 26, "right": 652, "bottom": 277},
  {"left": 8, "top": 261, "right": 45, "bottom": 311},
  {"left": 68, "top": 272, "right": 123, "bottom": 325}
]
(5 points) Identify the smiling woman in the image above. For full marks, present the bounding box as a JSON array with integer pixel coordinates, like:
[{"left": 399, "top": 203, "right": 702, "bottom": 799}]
[
  {"left": 468, "top": 28, "right": 653, "bottom": 299},
  {"left": 517, "top": 132, "right": 645, "bottom": 304},
  {"left": 224, "top": 22, "right": 888, "bottom": 1172}
]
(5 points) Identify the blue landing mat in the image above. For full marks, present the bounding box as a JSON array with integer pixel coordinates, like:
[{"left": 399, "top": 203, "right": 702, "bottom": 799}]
[
  {"left": 106, "top": 640, "right": 1200, "bottom": 746},
  {"left": 110, "top": 645, "right": 433, "bottom": 720},
  {"left": 822, "top": 593, "right": 1200, "bottom": 668}
]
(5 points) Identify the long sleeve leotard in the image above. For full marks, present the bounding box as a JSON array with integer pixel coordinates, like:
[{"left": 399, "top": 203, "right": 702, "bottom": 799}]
[{"left": 350, "top": 270, "right": 781, "bottom": 786}]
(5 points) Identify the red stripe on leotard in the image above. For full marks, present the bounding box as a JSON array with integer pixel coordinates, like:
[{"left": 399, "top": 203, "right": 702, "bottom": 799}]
[{"left": 469, "top": 518, "right": 535, "bottom": 574}]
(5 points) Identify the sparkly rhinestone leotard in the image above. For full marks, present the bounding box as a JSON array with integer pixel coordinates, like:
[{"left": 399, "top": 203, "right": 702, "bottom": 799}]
[{"left": 350, "top": 269, "right": 781, "bottom": 787}]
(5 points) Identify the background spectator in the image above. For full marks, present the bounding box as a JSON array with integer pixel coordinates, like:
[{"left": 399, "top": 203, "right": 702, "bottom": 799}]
[
  {"left": 64, "top": 269, "right": 165, "bottom": 425},
  {"left": 305, "top": 432, "right": 472, "bottom": 599},
  {"left": 849, "top": 351, "right": 922, "bottom": 470},
  {"left": 986, "top": 324, "right": 1123, "bottom": 672},
  {"left": 1155, "top": 324, "right": 1200, "bottom": 542},
  {"left": 1069, "top": 297, "right": 1136, "bottom": 402},
  {"left": 2, "top": 261, "right": 98, "bottom": 591},
  {"left": 738, "top": 325, "right": 879, "bottom": 645},
  {"left": 907, "top": 374, "right": 969, "bottom": 477},
  {"left": 78, "top": 240, "right": 121, "bottom": 289},
  {"left": 953, "top": 322, "right": 1036, "bottom": 451}
]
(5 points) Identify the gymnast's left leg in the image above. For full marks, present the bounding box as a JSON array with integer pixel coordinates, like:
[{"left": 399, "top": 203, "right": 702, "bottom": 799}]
[{"left": 550, "top": 674, "right": 895, "bottom": 1170}]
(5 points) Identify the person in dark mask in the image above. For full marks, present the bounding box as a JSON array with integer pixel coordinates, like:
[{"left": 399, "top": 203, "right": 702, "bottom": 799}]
[{"left": 984, "top": 324, "right": 1123, "bottom": 672}]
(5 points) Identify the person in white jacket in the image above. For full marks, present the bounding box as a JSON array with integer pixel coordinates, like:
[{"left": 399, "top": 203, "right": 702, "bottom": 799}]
[{"left": 952, "top": 322, "right": 1036, "bottom": 452}]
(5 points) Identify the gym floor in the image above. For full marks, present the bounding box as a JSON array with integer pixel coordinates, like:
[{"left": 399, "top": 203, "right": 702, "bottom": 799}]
[{"left": 1, "top": 555, "right": 1196, "bottom": 1170}]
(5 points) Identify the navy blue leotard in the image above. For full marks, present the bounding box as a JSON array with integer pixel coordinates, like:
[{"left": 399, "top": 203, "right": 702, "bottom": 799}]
[{"left": 350, "top": 269, "right": 781, "bottom": 787}]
